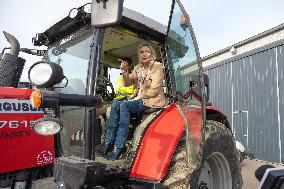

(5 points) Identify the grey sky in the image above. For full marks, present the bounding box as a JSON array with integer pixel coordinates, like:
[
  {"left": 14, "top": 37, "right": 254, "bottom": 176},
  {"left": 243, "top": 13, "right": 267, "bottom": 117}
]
[{"left": 0, "top": 0, "right": 283, "bottom": 61}]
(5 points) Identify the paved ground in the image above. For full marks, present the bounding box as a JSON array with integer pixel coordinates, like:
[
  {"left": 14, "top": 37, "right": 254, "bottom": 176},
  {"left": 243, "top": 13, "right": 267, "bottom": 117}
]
[{"left": 241, "top": 159, "right": 284, "bottom": 189}]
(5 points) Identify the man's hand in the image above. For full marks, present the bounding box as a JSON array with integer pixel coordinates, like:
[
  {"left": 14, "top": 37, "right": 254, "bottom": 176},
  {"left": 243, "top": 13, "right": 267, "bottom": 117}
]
[{"left": 119, "top": 59, "right": 129, "bottom": 75}]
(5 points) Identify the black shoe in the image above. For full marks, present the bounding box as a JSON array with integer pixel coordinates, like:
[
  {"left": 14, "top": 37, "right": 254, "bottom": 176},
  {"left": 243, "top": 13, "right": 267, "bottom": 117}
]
[
  {"left": 107, "top": 147, "right": 124, "bottom": 160},
  {"left": 96, "top": 143, "right": 113, "bottom": 156}
]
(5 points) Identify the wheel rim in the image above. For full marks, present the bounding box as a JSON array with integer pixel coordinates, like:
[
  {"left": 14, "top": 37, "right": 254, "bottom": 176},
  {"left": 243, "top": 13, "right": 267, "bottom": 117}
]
[{"left": 197, "top": 152, "right": 232, "bottom": 189}]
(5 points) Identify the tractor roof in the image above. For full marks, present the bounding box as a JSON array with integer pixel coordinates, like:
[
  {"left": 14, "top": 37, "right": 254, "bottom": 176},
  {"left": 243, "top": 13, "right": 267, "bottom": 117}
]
[{"left": 43, "top": 5, "right": 167, "bottom": 45}]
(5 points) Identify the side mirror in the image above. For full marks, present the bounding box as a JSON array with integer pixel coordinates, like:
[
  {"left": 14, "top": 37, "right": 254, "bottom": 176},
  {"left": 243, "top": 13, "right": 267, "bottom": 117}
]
[{"left": 91, "top": 0, "right": 124, "bottom": 28}]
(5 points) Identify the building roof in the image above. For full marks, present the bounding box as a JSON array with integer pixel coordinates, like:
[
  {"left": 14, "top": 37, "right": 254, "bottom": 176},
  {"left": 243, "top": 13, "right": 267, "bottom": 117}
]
[{"left": 202, "top": 23, "right": 284, "bottom": 67}]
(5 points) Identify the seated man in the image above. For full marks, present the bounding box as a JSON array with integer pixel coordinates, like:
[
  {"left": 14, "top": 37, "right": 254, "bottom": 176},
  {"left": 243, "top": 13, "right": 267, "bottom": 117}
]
[
  {"left": 105, "top": 57, "right": 136, "bottom": 118},
  {"left": 71, "top": 58, "right": 135, "bottom": 146},
  {"left": 97, "top": 57, "right": 135, "bottom": 114},
  {"left": 113, "top": 57, "right": 136, "bottom": 101}
]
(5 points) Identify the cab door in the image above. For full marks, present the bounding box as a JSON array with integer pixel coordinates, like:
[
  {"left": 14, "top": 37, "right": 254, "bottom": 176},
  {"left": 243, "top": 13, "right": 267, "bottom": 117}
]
[
  {"left": 130, "top": 0, "right": 206, "bottom": 181},
  {"left": 165, "top": 0, "right": 206, "bottom": 168}
]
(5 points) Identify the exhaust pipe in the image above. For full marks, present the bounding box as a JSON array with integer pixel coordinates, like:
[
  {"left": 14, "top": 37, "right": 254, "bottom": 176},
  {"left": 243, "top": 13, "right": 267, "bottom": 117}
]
[
  {"left": 0, "top": 31, "right": 25, "bottom": 87},
  {"left": 3, "top": 31, "right": 20, "bottom": 56}
]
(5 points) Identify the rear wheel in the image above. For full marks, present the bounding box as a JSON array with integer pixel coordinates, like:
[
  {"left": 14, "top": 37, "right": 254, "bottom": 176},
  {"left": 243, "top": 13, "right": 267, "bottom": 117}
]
[{"left": 162, "top": 120, "right": 242, "bottom": 189}]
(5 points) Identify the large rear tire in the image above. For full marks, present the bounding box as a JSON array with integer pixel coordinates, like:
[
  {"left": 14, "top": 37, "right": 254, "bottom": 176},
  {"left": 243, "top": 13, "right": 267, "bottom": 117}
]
[{"left": 163, "top": 120, "right": 242, "bottom": 189}]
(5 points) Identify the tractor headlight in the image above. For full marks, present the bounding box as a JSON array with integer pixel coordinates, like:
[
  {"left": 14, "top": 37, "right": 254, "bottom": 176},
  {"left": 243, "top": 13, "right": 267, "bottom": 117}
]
[
  {"left": 28, "top": 61, "right": 65, "bottom": 88},
  {"left": 83, "top": 3, "right": 91, "bottom": 14},
  {"left": 69, "top": 3, "right": 91, "bottom": 19},
  {"left": 69, "top": 8, "right": 79, "bottom": 18},
  {"left": 29, "top": 63, "right": 52, "bottom": 85},
  {"left": 32, "top": 118, "right": 62, "bottom": 136}
]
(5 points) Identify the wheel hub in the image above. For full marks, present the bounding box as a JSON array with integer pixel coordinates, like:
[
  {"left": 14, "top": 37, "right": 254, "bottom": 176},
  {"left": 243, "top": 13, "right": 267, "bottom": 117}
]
[{"left": 197, "top": 152, "right": 232, "bottom": 189}]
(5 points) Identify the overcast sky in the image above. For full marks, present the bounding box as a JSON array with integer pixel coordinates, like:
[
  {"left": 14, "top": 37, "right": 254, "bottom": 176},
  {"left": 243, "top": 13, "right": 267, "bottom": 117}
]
[{"left": 0, "top": 0, "right": 283, "bottom": 78}]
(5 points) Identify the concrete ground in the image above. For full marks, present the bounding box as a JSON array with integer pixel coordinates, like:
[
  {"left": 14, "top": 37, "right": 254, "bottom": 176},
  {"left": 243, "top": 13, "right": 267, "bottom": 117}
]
[{"left": 241, "top": 159, "right": 284, "bottom": 189}]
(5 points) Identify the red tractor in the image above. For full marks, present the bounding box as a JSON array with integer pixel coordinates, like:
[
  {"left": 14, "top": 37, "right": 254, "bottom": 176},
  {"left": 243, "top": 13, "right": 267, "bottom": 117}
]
[{"left": 3, "top": 0, "right": 242, "bottom": 188}]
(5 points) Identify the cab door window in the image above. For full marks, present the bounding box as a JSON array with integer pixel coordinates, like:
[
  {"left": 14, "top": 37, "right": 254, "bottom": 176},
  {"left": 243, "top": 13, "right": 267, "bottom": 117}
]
[{"left": 47, "top": 26, "right": 93, "bottom": 157}]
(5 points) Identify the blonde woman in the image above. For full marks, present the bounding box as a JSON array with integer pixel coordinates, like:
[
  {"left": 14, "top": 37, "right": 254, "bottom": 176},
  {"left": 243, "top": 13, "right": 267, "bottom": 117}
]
[{"left": 97, "top": 44, "right": 166, "bottom": 160}]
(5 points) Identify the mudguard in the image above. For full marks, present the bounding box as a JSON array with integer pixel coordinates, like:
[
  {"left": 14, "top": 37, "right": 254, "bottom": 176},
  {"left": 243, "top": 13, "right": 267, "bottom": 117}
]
[
  {"left": 130, "top": 103, "right": 186, "bottom": 180},
  {"left": 206, "top": 105, "right": 231, "bottom": 130}
]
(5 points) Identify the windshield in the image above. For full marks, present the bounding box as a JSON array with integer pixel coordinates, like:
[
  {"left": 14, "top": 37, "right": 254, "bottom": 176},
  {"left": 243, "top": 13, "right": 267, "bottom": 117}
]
[
  {"left": 48, "top": 26, "right": 93, "bottom": 157},
  {"left": 48, "top": 26, "right": 93, "bottom": 94}
]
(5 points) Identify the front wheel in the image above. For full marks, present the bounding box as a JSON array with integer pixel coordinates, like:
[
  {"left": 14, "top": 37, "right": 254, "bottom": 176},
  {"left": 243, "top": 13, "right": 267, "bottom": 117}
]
[
  {"left": 31, "top": 177, "right": 57, "bottom": 189},
  {"left": 162, "top": 120, "right": 242, "bottom": 189}
]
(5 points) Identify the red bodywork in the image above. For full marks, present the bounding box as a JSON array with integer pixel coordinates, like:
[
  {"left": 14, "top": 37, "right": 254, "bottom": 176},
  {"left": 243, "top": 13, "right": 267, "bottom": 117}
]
[
  {"left": 130, "top": 103, "right": 185, "bottom": 180},
  {"left": 0, "top": 88, "right": 54, "bottom": 173},
  {"left": 130, "top": 103, "right": 225, "bottom": 181}
]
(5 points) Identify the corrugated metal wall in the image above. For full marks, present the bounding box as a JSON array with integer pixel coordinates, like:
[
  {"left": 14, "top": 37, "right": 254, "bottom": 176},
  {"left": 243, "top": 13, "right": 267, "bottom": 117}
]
[
  {"left": 278, "top": 45, "right": 284, "bottom": 163},
  {"left": 204, "top": 40, "right": 284, "bottom": 163}
]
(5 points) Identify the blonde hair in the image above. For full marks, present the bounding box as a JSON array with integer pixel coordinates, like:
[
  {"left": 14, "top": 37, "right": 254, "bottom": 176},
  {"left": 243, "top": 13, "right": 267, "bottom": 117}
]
[{"left": 137, "top": 43, "right": 156, "bottom": 63}]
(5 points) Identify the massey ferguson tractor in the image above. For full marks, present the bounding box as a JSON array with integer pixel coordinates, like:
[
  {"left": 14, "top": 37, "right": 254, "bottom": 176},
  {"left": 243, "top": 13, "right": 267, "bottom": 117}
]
[{"left": 2, "top": 0, "right": 243, "bottom": 188}]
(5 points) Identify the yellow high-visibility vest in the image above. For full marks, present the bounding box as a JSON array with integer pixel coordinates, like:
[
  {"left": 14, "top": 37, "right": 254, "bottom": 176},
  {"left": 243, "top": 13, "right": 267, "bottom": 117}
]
[{"left": 114, "top": 76, "right": 135, "bottom": 100}]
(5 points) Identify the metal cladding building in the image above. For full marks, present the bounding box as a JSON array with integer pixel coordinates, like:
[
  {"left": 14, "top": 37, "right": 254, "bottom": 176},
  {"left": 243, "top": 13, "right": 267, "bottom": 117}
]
[{"left": 182, "top": 23, "right": 284, "bottom": 163}]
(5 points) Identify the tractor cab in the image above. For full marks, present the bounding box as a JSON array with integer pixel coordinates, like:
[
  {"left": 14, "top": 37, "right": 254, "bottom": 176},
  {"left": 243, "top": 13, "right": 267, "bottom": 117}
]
[
  {"left": 46, "top": 19, "right": 168, "bottom": 158},
  {"left": 28, "top": 0, "right": 241, "bottom": 188},
  {"left": 30, "top": 0, "right": 202, "bottom": 158}
]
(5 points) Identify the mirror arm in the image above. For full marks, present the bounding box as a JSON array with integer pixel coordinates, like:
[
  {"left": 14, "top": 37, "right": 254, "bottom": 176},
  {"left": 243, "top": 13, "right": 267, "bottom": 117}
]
[
  {"left": 95, "top": 0, "right": 108, "bottom": 9},
  {"left": 95, "top": 0, "right": 108, "bottom": 3}
]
